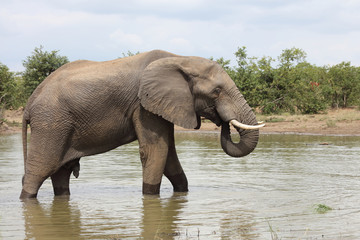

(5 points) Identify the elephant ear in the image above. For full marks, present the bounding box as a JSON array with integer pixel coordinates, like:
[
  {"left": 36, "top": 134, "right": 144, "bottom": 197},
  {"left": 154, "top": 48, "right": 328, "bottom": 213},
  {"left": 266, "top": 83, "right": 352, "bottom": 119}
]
[{"left": 139, "top": 57, "right": 198, "bottom": 129}]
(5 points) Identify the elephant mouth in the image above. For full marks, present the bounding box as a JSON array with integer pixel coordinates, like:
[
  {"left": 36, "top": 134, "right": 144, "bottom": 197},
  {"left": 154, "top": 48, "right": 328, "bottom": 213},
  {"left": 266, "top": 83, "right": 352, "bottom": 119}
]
[
  {"left": 199, "top": 105, "right": 222, "bottom": 126},
  {"left": 199, "top": 105, "right": 265, "bottom": 130}
]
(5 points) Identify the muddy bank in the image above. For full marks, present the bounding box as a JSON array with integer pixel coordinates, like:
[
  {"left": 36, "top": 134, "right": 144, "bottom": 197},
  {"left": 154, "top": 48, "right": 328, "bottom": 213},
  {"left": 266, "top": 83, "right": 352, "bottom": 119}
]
[
  {"left": 177, "top": 108, "right": 360, "bottom": 136},
  {"left": 1, "top": 108, "right": 360, "bottom": 136}
]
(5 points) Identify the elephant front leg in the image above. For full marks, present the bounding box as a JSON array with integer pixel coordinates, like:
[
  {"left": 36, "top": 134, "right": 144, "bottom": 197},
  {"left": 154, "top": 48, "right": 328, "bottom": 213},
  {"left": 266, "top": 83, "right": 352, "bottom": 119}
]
[
  {"left": 164, "top": 158, "right": 188, "bottom": 192},
  {"left": 134, "top": 106, "right": 171, "bottom": 195},
  {"left": 139, "top": 144, "right": 168, "bottom": 194},
  {"left": 164, "top": 130, "right": 188, "bottom": 192}
]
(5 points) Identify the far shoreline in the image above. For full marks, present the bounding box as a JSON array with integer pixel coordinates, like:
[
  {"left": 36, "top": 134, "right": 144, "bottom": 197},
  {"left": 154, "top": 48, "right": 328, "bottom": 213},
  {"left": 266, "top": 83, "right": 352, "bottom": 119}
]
[
  {"left": 175, "top": 108, "right": 360, "bottom": 137},
  {"left": 1, "top": 108, "right": 360, "bottom": 137}
]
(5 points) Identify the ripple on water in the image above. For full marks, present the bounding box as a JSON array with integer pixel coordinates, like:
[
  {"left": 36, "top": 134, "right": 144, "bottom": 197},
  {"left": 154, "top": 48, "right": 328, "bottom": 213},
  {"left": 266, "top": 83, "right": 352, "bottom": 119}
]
[{"left": 0, "top": 133, "right": 359, "bottom": 239}]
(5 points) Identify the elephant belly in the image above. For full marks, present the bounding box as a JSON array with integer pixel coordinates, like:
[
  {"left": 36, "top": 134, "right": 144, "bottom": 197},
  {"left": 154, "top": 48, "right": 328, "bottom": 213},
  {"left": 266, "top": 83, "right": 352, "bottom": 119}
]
[{"left": 71, "top": 121, "right": 137, "bottom": 157}]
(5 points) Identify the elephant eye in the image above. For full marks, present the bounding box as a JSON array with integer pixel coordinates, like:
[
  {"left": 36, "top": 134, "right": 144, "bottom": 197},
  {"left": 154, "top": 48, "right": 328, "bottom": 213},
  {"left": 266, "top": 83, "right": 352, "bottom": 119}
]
[{"left": 213, "top": 87, "right": 221, "bottom": 96}]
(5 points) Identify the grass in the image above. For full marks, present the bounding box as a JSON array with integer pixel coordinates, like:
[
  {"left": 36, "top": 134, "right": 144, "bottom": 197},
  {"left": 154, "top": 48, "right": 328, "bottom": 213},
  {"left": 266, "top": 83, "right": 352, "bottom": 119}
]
[
  {"left": 257, "top": 108, "right": 360, "bottom": 125},
  {"left": 326, "top": 120, "right": 337, "bottom": 128},
  {"left": 264, "top": 117, "right": 286, "bottom": 123},
  {"left": 314, "top": 204, "right": 333, "bottom": 214},
  {"left": 1, "top": 119, "right": 22, "bottom": 127},
  {"left": 267, "top": 203, "right": 333, "bottom": 239},
  {"left": 268, "top": 221, "right": 280, "bottom": 240},
  {"left": 334, "top": 111, "right": 360, "bottom": 121}
]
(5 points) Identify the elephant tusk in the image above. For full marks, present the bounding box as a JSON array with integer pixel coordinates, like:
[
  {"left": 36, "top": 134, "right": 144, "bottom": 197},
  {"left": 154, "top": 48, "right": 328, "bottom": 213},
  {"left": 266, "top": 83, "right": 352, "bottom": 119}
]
[
  {"left": 230, "top": 119, "right": 265, "bottom": 130},
  {"left": 258, "top": 121, "right": 264, "bottom": 124}
]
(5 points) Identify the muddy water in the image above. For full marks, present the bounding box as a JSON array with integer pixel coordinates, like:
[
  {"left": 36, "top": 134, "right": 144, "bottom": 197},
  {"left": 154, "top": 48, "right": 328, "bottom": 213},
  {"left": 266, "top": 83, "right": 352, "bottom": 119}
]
[{"left": 1, "top": 133, "right": 360, "bottom": 239}]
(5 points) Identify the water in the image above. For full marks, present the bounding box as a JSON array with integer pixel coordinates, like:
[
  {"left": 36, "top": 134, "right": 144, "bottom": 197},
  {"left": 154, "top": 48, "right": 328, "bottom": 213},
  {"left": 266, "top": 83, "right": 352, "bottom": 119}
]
[{"left": 1, "top": 132, "right": 360, "bottom": 239}]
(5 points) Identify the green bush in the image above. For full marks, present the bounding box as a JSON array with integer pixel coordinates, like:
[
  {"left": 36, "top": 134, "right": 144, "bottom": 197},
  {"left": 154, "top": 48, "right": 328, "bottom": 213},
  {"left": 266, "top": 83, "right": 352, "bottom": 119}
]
[
  {"left": 22, "top": 46, "right": 69, "bottom": 98},
  {"left": 1, "top": 46, "right": 359, "bottom": 114},
  {"left": 0, "top": 63, "right": 25, "bottom": 109},
  {"left": 216, "top": 46, "right": 359, "bottom": 114}
]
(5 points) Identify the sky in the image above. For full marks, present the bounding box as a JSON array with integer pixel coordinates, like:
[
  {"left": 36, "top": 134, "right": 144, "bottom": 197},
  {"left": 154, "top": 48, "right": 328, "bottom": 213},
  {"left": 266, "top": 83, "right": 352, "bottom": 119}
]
[{"left": 1, "top": 0, "right": 360, "bottom": 71}]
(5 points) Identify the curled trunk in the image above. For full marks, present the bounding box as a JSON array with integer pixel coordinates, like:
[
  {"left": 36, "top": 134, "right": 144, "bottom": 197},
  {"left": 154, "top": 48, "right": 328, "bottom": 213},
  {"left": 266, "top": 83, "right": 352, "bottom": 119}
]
[
  {"left": 220, "top": 122, "right": 259, "bottom": 157},
  {"left": 220, "top": 98, "right": 260, "bottom": 157}
]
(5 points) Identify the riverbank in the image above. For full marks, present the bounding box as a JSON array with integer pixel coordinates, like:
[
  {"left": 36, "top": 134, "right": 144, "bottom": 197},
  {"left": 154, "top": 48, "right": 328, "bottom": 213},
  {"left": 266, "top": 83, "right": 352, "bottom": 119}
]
[
  {"left": 1, "top": 108, "right": 360, "bottom": 136},
  {"left": 177, "top": 108, "right": 360, "bottom": 136}
]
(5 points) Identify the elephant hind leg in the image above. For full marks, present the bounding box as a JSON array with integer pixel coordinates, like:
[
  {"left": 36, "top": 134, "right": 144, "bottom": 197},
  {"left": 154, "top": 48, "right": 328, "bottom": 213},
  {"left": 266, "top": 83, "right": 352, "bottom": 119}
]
[
  {"left": 20, "top": 188, "right": 38, "bottom": 199},
  {"left": 21, "top": 172, "right": 49, "bottom": 199},
  {"left": 51, "top": 158, "right": 80, "bottom": 196},
  {"left": 20, "top": 124, "right": 77, "bottom": 199},
  {"left": 21, "top": 153, "right": 59, "bottom": 199}
]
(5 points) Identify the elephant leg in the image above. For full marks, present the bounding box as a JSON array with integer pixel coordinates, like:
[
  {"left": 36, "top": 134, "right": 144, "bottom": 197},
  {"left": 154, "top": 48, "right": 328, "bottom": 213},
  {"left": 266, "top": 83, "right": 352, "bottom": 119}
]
[
  {"left": 21, "top": 153, "right": 56, "bottom": 199},
  {"left": 50, "top": 158, "right": 80, "bottom": 196},
  {"left": 134, "top": 106, "right": 170, "bottom": 195},
  {"left": 20, "top": 129, "right": 72, "bottom": 199},
  {"left": 51, "top": 166, "right": 72, "bottom": 196},
  {"left": 20, "top": 173, "right": 47, "bottom": 199},
  {"left": 163, "top": 129, "right": 188, "bottom": 192}
]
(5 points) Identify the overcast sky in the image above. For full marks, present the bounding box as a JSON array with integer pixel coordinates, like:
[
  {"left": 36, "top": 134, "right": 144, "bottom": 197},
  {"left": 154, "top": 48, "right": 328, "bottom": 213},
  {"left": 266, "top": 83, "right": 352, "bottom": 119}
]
[{"left": 1, "top": 0, "right": 360, "bottom": 71}]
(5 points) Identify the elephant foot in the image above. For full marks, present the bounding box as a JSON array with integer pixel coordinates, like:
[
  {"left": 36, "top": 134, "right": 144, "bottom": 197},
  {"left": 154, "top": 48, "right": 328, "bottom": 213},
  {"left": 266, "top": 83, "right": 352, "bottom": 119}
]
[
  {"left": 53, "top": 187, "right": 70, "bottom": 196},
  {"left": 142, "top": 182, "right": 161, "bottom": 195},
  {"left": 20, "top": 189, "right": 38, "bottom": 199},
  {"left": 167, "top": 171, "right": 189, "bottom": 192}
]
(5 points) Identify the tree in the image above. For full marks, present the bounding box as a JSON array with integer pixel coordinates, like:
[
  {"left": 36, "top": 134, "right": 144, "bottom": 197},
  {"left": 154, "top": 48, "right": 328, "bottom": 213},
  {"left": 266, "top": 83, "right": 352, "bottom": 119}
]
[
  {"left": 232, "top": 47, "right": 255, "bottom": 104},
  {"left": 0, "top": 62, "right": 24, "bottom": 109},
  {"left": 278, "top": 47, "right": 307, "bottom": 69},
  {"left": 248, "top": 56, "right": 275, "bottom": 112},
  {"left": 120, "top": 51, "right": 140, "bottom": 58},
  {"left": 233, "top": 47, "right": 326, "bottom": 114},
  {"left": 23, "top": 46, "right": 69, "bottom": 98},
  {"left": 290, "top": 62, "right": 328, "bottom": 113},
  {"left": 261, "top": 47, "right": 308, "bottom": 113},
  {"left": 326, "top": 62, "right": 359, "bottom": 108},
  {"left": 0, "top": 63, "right": 14, "bottom": 106}
]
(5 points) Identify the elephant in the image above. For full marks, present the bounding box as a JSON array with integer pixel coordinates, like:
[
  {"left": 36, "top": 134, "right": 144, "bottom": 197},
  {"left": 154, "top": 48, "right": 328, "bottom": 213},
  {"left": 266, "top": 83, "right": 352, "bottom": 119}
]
[{"left": 20, "top": 50, "right": 264, "bottom": 199}]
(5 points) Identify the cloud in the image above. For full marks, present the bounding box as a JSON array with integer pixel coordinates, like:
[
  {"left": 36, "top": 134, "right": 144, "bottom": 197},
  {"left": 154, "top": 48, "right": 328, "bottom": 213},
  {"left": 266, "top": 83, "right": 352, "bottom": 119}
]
[
  {"left": 110, "top": 30, "right": 143, "bottom": 46},
  {"left": 1, "top": 0, "right": 360, "bottom": 71},
  {"left": 170, "top": 37, "right": 191, "bottom": 49}
]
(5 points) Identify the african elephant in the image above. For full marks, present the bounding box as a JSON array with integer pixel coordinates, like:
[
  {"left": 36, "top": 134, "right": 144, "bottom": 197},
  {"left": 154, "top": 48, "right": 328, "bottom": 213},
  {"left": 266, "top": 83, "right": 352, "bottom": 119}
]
[{"left": 20, "top": 50, "right": 264, "bottom": 199}]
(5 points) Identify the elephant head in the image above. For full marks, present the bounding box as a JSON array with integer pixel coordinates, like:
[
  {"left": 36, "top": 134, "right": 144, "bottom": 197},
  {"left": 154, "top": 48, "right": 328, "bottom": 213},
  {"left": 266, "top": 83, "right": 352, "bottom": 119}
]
[{"left": 139, "top": 56, "right": 263, "bottom": 157}]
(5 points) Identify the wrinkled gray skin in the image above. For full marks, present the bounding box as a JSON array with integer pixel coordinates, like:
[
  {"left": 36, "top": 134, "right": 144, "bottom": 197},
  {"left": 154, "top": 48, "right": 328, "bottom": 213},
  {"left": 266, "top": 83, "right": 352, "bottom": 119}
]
[{"left": 20, "top": 50, "right": 260, "bottom": 199}]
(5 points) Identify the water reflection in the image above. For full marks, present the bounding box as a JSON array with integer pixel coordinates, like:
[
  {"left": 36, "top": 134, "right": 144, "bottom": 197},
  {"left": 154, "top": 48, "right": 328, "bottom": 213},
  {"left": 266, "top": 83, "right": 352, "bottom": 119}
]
[
  {"left": 141, "top": 193, "right": 187, "bottom": 239},
  {"left": 220, "top": 209, "right": 258, "bottom": 239},
  {"left": 23, "top": 197, "right": 81, "bottom": 240},
  {"left": 21, "top": 193, "right": 260, "bottom": 239},
  {"left": 21, "top": 193, "right": 189, "bottom": 240}
]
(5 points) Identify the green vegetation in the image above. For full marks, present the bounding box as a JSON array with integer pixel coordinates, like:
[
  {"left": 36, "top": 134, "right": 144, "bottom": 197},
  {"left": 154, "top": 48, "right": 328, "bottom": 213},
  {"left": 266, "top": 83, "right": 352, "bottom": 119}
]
[
  {"left": 22, "top": 46, "right": 69, "bottom": 98},
  {"left": 326, "top": 120, "right": 337, "bottom": 128},
  {"left": 213, "top": 46, "right": 360, "bottom": 114},
  {"left": 0, "top": 63, "right": 25, "bottom": 109},
  {"left": 1, "top": 45, "right": 360, "bottom": 116},
  {"left": 314, "top": 204, "right": 333, "bottom": 214},
  {"left": 1, "top": 46, "right": 68, "bottom": 115}
]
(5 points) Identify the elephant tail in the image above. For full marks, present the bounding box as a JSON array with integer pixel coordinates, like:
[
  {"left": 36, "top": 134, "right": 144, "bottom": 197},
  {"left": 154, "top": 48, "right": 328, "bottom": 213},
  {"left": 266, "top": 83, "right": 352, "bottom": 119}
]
[{"left": 22, "top": 110, "right": 30, "bottom": 171}]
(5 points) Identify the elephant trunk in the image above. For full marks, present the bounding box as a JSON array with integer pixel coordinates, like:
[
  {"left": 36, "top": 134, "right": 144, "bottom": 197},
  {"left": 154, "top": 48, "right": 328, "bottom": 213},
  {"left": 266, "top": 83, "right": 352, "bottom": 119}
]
[
  {"left": 221, "top": 122, "right": 259, "bottom": 157},
  {"left": 220, "top": 92, "right": 260, "bottom": 158}
]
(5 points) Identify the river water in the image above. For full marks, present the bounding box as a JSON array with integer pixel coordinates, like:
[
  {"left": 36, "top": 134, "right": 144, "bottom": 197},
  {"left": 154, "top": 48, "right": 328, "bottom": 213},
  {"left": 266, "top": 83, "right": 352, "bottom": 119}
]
[{"left": 0, "top": 132, "right": 360, "bottom": 239}]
